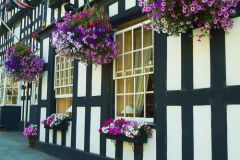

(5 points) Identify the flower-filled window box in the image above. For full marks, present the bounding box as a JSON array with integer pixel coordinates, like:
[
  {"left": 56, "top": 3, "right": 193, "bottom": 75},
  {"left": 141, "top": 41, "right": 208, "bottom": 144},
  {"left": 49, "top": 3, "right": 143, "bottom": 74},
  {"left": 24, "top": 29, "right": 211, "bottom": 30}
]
[
  {"left": 48, "top": 0, "right": 69, "bottom": 8},
  {"left": 3, "top": 42, "right": 44, "bottom": 82},
  {"left": 52, "top": 5, "right": 118, "bottom": 65},
  {"left": 99, "top": 118, "right": 152, "bottom": 144},
  {"left": 138, "top": 0, "right": 240, "bottom": 40},
  {"left": 42, "top": 113, "right": 71, "bottom": 132}
]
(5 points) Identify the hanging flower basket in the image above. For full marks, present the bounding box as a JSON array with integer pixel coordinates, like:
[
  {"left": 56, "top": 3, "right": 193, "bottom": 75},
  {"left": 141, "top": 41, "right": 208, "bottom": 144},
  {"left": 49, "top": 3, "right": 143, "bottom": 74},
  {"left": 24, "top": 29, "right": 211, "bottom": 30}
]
[
  {"left": 52, "top": 5, "right": 118, "bottom": 65},
  {"left": 42, "top": 113, "right": 70, "bottom": 131},
  {"left": 48, "top": 0, "right": 69, "bottom": 8},
  {"left": 3, "top": 42, "right": 44, "bottom": 82},
  {"left": 99, "top": 118, "right": 152, "bottom": 144},
  {"left": 22, "top": 124, "right": 37, "bottom": 148},
  {"left": 138, "top": 0, "right": 240, "bottom": 40}
]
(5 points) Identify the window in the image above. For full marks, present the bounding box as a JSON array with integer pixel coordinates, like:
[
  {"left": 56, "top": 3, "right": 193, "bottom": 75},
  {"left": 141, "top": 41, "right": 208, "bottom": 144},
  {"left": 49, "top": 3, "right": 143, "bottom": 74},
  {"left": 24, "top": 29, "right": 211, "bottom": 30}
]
[
  {"left": 54, "top": 55, "right": 74, "bottom": 115},
  {"left": 5, "top": 79, "right": 19, "bottom": 105},
  {"left": 114, "top": 20, "right": 154, "bottom": 120}
]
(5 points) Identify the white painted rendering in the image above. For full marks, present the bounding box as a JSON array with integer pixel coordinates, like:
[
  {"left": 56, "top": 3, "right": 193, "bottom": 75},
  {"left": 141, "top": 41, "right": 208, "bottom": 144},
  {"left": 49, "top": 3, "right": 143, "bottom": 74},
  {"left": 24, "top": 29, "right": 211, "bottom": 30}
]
[
  {"left": 90, "top": 107, "right": 101, "bottom": 154},
  {"left": 125, "top": 0, "right": 136, "bottom": 10},
  {"left": 13, "top": 25, "right": 20, "bottom": 44},
  {"left": 109, "top": 2, "right": 118, "bottom": 17},
  {"left": 167, "top": 106, "right": 182, "bottom": 160},
  {"left": 41, "top": 71, "right": 48, "bottom": 100},
  {"left": 66, "top": 122, "right": 72, "bottom": 147},
  {"left": 39, "top": 107, "right": 46, "bottom": 142},
  {"left": 42, "top": 38, "right": 49, "bottom": 62},
  {"left": 123, "top": 142, "right": 134, "bottom": 160},
  {"left": 106, "top": 139, "right": 115, "bottom": 158},
  {"left": 54, "top": 8, "right": 58, "bottom": 21},
  {"left": 78, "top": 0, "right": 84, "bottom": 7},
  {"left": 46, "top": 6, "right": 51, "bottom": 25},
  {"left": 143, "top": 129, "right": 156, "bottom": 160},
  {"left": 225, "top": 17, "right": 240, "bottom": 86},
  {"left": 193, "top": 105, "right": 212, "bottom": 160},
  {"left": 49, "top": 129, "right": 53, "bottom": 144},
  {"left": 92, "top": 65, "right": 102, "bottom": 96},
  {"left": 227, "top": 105, "right": 240, "bottom": 160},
  {"left": 78, "top": 62, "right": 87, "bottom": 97},
  {"left": 167, "top": 36, "right": 181, "bottom": 90},
  {"left": 61, "top": 5, "right": 65, "bottom": 18},
  {"left": 76, "top": 107, "right": 85, "bottom": 150},
  {"left": 57, "top": 131, "right": 62, "bottom": 145},
  {"left": 193, "top": 29, "right": 211, "bottom": 89}
]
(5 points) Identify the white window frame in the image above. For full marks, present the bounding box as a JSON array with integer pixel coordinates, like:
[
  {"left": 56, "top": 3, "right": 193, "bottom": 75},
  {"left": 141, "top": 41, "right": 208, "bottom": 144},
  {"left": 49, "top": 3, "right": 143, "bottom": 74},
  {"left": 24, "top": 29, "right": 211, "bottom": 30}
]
[
  {"left": 113, "top": 20, "right": 154, "bottom": 122},
  {"left": 3, "top": 78, "right": 21, "bottom": 106},
  {"left": 54, "top": 55, "right": 74, "bottom": 98}
]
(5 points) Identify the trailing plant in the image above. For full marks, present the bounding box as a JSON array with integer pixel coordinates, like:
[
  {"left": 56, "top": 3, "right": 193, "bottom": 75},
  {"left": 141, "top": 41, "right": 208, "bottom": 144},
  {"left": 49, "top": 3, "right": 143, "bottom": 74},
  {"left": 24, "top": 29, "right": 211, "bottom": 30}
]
[
  {"left": 3, "top": 42, "right": 44, "bottom": 82},
  {"left": 52, "top": 4, "right": 118, "bottom": 65},
  {"left": 99, "top": 118, "right": 152, "bottom": 139},
  {"left": 42, "top": 113, "right": 69, "bottom": 128},
  {"left": 138, "top": 0, "right": 240, "bottom": 40}
]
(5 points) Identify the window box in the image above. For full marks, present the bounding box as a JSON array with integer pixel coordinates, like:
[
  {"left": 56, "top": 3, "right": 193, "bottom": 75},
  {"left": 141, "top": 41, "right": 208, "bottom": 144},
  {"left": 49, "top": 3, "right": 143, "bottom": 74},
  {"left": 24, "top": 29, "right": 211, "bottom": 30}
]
[
  {"left": 101, "top": 131, "right": 148, "bottom": 144},
  {"left": 44, "top": 121, "right": 69, "bottom": 131},
  {"left": 48, "top": 0, "right": 69, "bottom": 8}
]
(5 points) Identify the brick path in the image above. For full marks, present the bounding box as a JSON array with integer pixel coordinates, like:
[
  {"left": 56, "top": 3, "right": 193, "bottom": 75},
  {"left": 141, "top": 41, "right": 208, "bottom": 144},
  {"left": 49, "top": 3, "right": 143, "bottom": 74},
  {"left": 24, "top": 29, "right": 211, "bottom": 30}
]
[{"left": 0, "top": 132, "right": 59, "bottom": 160}]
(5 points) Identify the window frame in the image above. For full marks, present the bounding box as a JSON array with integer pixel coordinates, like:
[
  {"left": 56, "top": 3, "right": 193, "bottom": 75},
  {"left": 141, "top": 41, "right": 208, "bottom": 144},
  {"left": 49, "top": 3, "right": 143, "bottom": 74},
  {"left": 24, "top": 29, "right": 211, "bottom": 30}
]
[
  {"left": 113, "top": 20, "right": 154, "bottom": 122},
  {"left": 54, "top": 55, "right": 74, "bottom": 98}
]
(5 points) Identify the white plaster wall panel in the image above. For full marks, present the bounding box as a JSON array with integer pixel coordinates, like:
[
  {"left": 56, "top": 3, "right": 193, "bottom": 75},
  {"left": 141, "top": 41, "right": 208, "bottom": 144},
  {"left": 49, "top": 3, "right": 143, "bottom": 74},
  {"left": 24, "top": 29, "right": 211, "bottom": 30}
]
[
  {"left": 106, "top": 139, "right": 115, "bottom": 158},
  {"left": 125, "top": 0, "right": 136, "bottom": 10},
  {"left": 143, "top": 129, "right": 156, "bottom": 160},
  {"left": 167, "top": 106, "right": 182, "bottom": 160},
  {"left": 92, "top": 65, "right": 102, "bottom": 96},
  {"left": 193, "top": 105, "right": 212, "bottom": 160},
  {"left": 90, "top": 107, "right": 101, "bottom": 154},
  {"left": 61, "top": 5, "right": 65, "bottom": 17},
  {"left": 54, "top": 8, "right": 58, "bottom": 20},
  {"left": 14, "top": 25, "right": 20, "bottom": 44},
  {"left": 225, "top": 17, "right": 240, "bottom": 86},
  {"left": 109, "top": 2, "right": 118, "bottom": 17},
  {"left": 227, "top": 105, "right": 240, "bottom": 160},
  {"left": 167, "top": 36, "right": 181, "bottom": 91},
  {"left": 76, "top": 107, "right": 85, "bottom": 150},
  {"left": 123, "top": 142, "right": 134, "bottom": 160},
  {"left": 49, "top": 129, "right": 53, "bottom": 144},
  {"left": 78, "top": 0, "right": 84, "bottom": 7},
  {"left": 193, "top": 28, "right": 211, "bottom": 89},
  {"left": 66, "top": 122, "right": 72, "bottom": 147},
  {"left": 78, "top": 62, "right": 87, "bottom": 97},
  {"left": 56, "top": 131, "right": 62, "bottom": 145},
  {"left": 39, "top": 107, "right": 46, "bottom": 142},
  {"left": 27, "top": 100, "right": 31, "bottom": 121},
  {"left": 43, "top": 38, "right": 49, "bottom": 62},
  {"left": 41, "top": 71, "right": 48, "bottom": 100}
]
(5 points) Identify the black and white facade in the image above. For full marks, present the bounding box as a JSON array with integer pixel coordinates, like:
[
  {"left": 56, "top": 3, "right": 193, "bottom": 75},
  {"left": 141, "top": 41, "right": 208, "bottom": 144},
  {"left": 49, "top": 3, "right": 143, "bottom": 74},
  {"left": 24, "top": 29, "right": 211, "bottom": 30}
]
[{"left": 0, "top": 0, "right": 240, "bottom": 160}]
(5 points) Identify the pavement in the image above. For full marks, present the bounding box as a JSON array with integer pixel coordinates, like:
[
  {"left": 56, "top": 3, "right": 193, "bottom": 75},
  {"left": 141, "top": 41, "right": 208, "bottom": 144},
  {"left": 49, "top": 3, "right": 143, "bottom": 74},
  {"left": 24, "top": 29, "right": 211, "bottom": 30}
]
[{"left": 0, "top": 132, "right": 59, "bottom": 160}]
